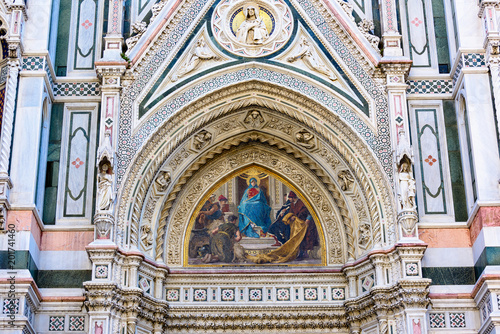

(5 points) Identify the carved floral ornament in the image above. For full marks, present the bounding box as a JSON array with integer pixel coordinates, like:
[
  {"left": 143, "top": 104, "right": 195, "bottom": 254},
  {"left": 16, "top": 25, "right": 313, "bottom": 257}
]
[
  {"left": 116, "top": 83, "right": 395, "bottom": 260},
  {"left": 211, "top": 0, "right": 294, "bottom": 57}
]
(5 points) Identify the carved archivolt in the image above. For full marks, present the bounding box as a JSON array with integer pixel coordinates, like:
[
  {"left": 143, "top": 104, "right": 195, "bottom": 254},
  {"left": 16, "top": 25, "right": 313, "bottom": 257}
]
[
  {"left": 117, "top": 82, "right": 395, "bottom": 262},
  {"left": 164, "top": 144, "right": 345, "bottom": 266}
]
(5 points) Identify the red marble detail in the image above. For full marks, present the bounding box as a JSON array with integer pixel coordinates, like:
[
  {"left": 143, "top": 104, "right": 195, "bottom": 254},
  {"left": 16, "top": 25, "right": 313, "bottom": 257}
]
[
  {"left": 72, "top": 157, "right": 84, "bottom": 168},
  {"left": 424, "top": 155, "right": 437, "bottom": 166},
  {"left": 411, "top": 17, "right": 423, "bottom": 27},
  {"left": 419, "top": 228, "right": 471, "bottom": 248},
  {"left": 470, "top": 207, "right": 500, "bottom": 245},
  {"left": 81, "top": 19, "right": 93, "bottom": 29}
]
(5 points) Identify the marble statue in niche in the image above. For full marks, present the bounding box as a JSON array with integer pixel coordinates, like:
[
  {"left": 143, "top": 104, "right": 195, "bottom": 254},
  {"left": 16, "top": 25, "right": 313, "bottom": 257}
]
[
  {"left": 187, "top": 166, "right": 322, "bottom": 266},
  {"left": 172, "top": 38, "right": 219, "bottom": 81},
  {"left": 398, "top": 159, "right": 416, "bottom": 210},
  {"left": 236, "top": 5, "right": 269, "bottom": 45},
  {"left": 97, "top": 159, "right": 114, "bottom": 212},
  {"left": 288, "top": 37, "right": 337, "bottom": 81}
]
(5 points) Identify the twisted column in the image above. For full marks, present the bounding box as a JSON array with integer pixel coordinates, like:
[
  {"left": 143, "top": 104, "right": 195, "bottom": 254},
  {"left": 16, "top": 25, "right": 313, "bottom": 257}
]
[{"left": 0, "top": 59, "right": 19, "bottom": 177}]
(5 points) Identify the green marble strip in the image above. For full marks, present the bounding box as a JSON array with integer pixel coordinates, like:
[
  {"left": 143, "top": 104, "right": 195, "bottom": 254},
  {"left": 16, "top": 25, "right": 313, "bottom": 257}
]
[
  {"left": 37, "top": 270, "right": 92, "bottom": 288},
  {"left": 474, "top": 247, "right": 500, "bottom": 279},
  {"left": 422, "top": 267, "right": 475, "bottom": 285}
]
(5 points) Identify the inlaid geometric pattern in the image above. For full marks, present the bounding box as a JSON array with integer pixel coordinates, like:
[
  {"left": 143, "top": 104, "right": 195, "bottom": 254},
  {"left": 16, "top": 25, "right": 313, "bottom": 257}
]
[
  {"left": 193, "top": 289, "right": 207, "bottom": 301},
  {"left": 22, "top": 56, "right": 45, "bottom": 71},
  {"left": 138, "top": 276, "right": 151, "bottom": 294},
  {"left": 166, "top": 289, "right": 180, "bottom": 302},
  {"left": 49, "top": 316, "right": 65, "bottom": 331},
  {"left": 429, "top": 313, "right": 445, "bottom": 328},
  {"left": 332, "top": 288, "right": 345, "bottom": 300},
  {"left": 361, "top": 275, "right": 374, "bottom": 292},
  {"left": 2, "top": 298, "right": 19, "bottom": 314},
  {"left": 304, "top": 288, "right": 318, "bottom": 300},
  {"left": 463, "top": 53, "right": 486, "bottom": 67},
  {"left": 69, "top": 316, "right": 85, "bottom": 331},
  {"left": 53, "top": 82, "right": 100, "bottom": 97},
  {"left": 0, "top": 65, "right": 8, "bottom": 85},
  {"left": 405, "top": 262, "right": 419, "bottom": 276},
  {"left": 221, "top": 288, "right": 235, "bottom": 301},
  {"left": 276, "top": 288, "right": 290, "bottom": 301},
  {"left": 406, "top": 79, "right": 453, "bottom": 94},
  {"left": 95, "top": 265, "right": 108, "bottom": 279},
  {"left": 249, "top": 288, "right": 263, "bottom": 301},
  {"left": 449, "top": 313, "right": 466, "bottom": 328}
]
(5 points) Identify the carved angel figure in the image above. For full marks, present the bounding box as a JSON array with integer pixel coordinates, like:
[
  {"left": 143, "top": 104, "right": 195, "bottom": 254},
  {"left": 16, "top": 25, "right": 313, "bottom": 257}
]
[
  {"left": 288, "top": 37, "right": 337, "bottom": 81},
  {"left": 172, "top": 38, "right": 219, "bottom": 81},
  {"left": 125, "top": 22, "right": 147, "bottom": 50},
  {"left": 296, "top": 130, "right": 315, "bottom": 149},
  {"left": 236, "top": 5, "right": 269, "bottom": 45},
  {"left": 97, "top": 162, "right": 114, "bottom": 212},
  {"left": 141, "top": 224, "right": 154, "bottom": 247},
  {"left": 398, "top": 161, "right": 416, "bottom": 210},
  {"left": 155, "top": 171, "right": 171, "bottom": 192},
  {"left": 193, "top": 130, "right": 212, "bottom": 150},
  {"left": 244, "top": 110, "right": 265, "bottom": 128},
  {"left": 338, "top": 170, "right": 354, "bottom": 191}
]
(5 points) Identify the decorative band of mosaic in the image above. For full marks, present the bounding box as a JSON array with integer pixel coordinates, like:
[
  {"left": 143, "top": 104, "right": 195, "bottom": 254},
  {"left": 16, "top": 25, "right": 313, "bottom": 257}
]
[
  {"left": 406, "top": 79, "right": 453, "bottom": 94},
  {"left": 164, "top": 286, "right": 346, "bottom": 303},
  {"left": 53, "top": 82, "right": 100, "bottom": 97}
]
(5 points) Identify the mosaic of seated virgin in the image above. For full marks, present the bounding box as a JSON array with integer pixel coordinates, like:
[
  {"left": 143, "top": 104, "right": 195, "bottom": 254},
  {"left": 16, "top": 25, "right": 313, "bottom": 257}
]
[{"left": 187, "top": 168, "right": 323, "bottom": 266}]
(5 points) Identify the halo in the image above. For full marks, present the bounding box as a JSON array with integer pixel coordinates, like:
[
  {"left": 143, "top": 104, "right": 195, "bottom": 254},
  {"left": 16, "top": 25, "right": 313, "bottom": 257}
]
[{"left": 240, "top": 167, "right": 268, "bottom": 186}]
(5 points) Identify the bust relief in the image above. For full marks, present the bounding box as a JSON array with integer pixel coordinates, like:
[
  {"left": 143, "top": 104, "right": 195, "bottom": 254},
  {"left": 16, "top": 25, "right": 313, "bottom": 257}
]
[{"left": 212, "top": 0, "right": 293, "bottom": 57}]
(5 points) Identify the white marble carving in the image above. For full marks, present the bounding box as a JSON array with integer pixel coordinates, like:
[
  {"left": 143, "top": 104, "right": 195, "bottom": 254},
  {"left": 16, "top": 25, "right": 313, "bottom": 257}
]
[
  {"left": 172, "top": 38, "right": 219, "bottom": 81},
  {"left": 211, "top": 0, "right": 293, "bottom": 57},
  {"left": 287, "top": 37, "right": 337, "bottom": 81}
]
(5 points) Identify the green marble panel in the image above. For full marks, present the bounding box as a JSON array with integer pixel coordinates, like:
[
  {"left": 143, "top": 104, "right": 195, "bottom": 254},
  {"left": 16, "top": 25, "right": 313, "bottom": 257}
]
[
  {"left": 37, "top": 270, "right": 92, "bottom": 288},
  {"left": 422, "top": 267, "right": 475, "bottom": 285},
  {"left": 443, "top": 100, "right": 467, "bottom": 222},
  {"left": 474, "top": 247, "right": 500, "bottom": 279},
  {"left": 55, "top": 0, "right": 72, "bottom": 76}
]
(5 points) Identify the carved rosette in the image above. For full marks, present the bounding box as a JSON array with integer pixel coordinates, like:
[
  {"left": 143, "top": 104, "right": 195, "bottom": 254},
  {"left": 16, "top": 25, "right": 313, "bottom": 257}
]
[{"left": 212, "top": 0, "right": 293, "bottom": 57}]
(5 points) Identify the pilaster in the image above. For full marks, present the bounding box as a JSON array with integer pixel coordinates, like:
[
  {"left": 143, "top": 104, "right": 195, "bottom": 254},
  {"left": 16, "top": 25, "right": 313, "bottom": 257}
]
[{"left": 102, "top": 0, "right": 126, "bottom": 61}]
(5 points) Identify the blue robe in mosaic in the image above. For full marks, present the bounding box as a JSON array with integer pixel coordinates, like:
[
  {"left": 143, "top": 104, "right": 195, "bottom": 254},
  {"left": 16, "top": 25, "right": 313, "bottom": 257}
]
[{"left": 238, "top": 184, "right": 272, "bottom": 238}]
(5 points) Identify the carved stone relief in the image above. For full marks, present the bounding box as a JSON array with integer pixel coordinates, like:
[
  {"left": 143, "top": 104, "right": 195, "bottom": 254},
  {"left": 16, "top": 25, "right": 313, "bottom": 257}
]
[
  {"left": 338, "top": 170, "right": 354, "bottom": 192},
  {"left": 295, "top": 129, "right": 316, "bottom": 149},
  {"left": 243, "top": 110, "right": 266, "bottom": 128},
  {"left": 191, "top": 130, "right": 213, "bottom": 151},
  {"left": 211, "top": 0, "right": 294, "bottom": 57}
]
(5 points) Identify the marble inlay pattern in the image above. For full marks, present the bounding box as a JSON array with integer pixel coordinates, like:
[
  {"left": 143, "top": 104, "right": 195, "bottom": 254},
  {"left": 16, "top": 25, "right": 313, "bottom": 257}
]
[
  {"left": 54, "top": 82, "right": 100, "bottom": 97},
  {"left": 168, "top": 285, "right": 346, "bottom": 303},
  {"left": 406, "top": 79, "right": 453, "bottom": 94}
]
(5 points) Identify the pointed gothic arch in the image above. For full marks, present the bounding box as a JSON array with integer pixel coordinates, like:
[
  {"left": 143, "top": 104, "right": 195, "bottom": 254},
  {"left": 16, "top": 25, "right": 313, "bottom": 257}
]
[{"left": 117, "top": 80, "right": 396, "bottom": 267}]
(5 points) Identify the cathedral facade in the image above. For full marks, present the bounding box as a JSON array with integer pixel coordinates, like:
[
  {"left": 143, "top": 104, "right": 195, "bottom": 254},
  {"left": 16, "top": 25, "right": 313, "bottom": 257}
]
[{"left": 0, "top": 0, "right": 499, "bottom": 333}]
